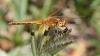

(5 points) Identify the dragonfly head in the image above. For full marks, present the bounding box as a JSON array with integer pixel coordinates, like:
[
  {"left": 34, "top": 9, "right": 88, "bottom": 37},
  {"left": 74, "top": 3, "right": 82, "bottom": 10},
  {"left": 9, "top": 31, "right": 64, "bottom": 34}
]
[{"left": 58, "top": 19, "right": 66, "bottom": 27}]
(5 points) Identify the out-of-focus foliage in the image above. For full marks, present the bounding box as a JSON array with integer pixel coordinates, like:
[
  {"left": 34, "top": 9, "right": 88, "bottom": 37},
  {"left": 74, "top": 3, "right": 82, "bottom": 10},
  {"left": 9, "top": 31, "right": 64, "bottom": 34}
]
[{"left": 0, "top": 0, "right": 100, "bottom": 56}]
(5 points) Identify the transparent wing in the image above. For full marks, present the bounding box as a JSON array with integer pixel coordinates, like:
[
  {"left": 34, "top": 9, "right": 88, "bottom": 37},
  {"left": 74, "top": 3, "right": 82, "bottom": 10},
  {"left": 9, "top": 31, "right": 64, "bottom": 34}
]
[{"left": 38, "top": 24, "right": 49, "bottom": 35}]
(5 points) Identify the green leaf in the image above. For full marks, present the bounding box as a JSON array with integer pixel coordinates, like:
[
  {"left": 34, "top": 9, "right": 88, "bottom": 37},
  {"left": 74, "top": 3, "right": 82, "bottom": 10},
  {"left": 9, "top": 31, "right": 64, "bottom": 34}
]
[
  {"left": 87, "top": 38, "right": 100, "bottom": 47},
  {"left": 40, "top": 0, "right": 53, "bottom": 18},
  {"left": 89, "top": 6, "right": 100, "bottom": 37},
  {"left": 8, "top": 47, "right": 21, "bottom": 56},
  {"left": 8, "top": 47, "right": 33, "bottom": 56},
  {"left": 0, "top": 20, "right": 7, "bottom": 29},
  {"left": 11, "top": 0, "right": 28, "bottom": 45},
  {"left": 90, "top": 0, "right": 100, "bottom": 9},
  {"left": 29, "top": 5, "right": 39, "bottom": 19},
  {"left": 93, "top": 51, "right": 100, "bottom": 56}
]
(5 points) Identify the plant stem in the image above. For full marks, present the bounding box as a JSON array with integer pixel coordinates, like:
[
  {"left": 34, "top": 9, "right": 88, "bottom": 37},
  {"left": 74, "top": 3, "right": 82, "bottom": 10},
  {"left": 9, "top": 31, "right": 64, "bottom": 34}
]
[{"left": 31, "top": 31, "right": 37, "bottom": 56}]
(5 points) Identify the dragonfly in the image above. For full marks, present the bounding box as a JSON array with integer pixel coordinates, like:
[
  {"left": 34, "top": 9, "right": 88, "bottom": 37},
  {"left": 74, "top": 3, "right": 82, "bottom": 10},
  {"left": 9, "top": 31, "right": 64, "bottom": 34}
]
[
  {"left": 9, "top": 16, "right": 66, "bottom": 34},
  {"left": 9, "top": 3, "right": 67, "bottom": 35}
]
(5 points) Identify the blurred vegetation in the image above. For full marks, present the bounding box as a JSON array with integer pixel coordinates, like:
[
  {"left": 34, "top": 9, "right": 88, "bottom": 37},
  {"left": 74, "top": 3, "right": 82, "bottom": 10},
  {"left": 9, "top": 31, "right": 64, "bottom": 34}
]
[{"left": 0, "top": 0, "right": 100, "bottom": 56}]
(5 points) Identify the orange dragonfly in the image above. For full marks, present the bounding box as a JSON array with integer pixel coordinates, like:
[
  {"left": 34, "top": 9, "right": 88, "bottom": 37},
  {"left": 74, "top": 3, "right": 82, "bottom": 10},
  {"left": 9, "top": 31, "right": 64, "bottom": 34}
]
[
  {"left": 9, "top": 16, "right": 66, "bottom": 34},
  {"left": 9, "top": 4, "right": 67, "bottom": 35}
]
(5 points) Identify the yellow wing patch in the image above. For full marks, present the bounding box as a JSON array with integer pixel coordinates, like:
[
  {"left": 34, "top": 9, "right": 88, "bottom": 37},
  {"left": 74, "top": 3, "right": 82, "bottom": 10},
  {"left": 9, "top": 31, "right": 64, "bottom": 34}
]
[
  {"left": 39, "top": 24, "right": 45, "bottom": 35},
  {"left": 38, "top": 24, "right": 49, "bottom": 35}
]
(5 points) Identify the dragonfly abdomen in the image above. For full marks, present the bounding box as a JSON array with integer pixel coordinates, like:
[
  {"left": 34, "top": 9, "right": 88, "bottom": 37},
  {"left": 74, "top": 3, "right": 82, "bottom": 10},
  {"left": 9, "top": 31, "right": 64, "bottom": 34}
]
[{"left": 9, "top": 21, "right": 34, "bottom": 25}]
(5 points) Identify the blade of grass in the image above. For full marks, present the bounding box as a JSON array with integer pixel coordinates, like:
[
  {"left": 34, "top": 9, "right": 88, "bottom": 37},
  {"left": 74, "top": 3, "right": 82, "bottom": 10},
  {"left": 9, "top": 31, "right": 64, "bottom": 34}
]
[
  {"left": 40, "top": 0, "right": 53, "bottom": 18},
  {"left": 11, "top": 0, "right": 28, "bottom": 45},
  {"left": 31, "top": 31, "right": 37, "bottom": 56},
  {"left": 87, "top": 38, "right": 100, "bottom": 47},
  {"left": 29, "top": 5, "right": 40, "bottom": 19},
  {"left": 89, "top": 6, "right": 100, "bottom": 37},
  {"left": 90, "top": 0, "right": 100, "bottom": 9}
]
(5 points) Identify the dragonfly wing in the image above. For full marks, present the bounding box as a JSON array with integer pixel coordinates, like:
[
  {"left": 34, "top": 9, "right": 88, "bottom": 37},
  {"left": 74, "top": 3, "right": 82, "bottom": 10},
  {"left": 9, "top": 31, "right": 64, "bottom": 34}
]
[
  {"left": 39, "top": 24, "right": 49, "bottom": 35},
  {"left": 39, "top": 24, "right": 45, "bottom": 35}
]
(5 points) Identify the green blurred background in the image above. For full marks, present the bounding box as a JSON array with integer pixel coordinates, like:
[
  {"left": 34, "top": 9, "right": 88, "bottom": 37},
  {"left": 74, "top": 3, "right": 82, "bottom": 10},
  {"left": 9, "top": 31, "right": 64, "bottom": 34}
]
[{"left": 0, "top": 0, "right": 100, "bottom": 56}]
